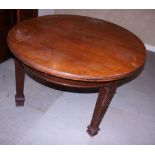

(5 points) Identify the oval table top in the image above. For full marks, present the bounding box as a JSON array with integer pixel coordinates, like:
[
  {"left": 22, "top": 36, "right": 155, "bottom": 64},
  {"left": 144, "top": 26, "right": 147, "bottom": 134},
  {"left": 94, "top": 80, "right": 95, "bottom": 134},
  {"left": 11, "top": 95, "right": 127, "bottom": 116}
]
[{"left": 8, "top": 15, "right": 146, "bottom": 82}]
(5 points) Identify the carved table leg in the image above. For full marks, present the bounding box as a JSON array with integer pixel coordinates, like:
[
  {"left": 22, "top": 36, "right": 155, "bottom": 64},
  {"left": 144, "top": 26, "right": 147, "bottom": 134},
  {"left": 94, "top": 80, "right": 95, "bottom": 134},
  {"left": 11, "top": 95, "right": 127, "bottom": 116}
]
[
  {"left": 87, "top": 82, "right": 117, "bottom": 136},
  {"left": 14, "top": 59, "right": 25, "bottom": 106}
]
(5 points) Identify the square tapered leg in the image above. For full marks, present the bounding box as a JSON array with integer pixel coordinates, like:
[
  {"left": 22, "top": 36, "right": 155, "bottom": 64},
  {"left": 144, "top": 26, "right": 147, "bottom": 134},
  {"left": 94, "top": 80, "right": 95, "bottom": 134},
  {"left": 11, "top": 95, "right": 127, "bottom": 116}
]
[
  {"left": 87, "top": 82, "right": 117, "bottom": 136},
  {"left": 14, "top": 59, "right": 25, "bottom": 106}
]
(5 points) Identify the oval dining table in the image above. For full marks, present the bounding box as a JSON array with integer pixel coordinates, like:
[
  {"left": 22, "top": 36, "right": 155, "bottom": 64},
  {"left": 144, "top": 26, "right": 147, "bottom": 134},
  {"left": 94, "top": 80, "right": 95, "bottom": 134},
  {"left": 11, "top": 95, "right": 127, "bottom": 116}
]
[{"left": 7, "top": 15, "right": 146, "bottom": 136}]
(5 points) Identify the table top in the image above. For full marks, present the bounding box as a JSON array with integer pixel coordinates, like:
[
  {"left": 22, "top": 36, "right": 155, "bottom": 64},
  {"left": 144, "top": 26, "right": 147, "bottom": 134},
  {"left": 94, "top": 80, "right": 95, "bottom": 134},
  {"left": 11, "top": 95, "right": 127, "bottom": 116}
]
[{"left": 8, "top": 15, "right": 146, "bottom": 82}]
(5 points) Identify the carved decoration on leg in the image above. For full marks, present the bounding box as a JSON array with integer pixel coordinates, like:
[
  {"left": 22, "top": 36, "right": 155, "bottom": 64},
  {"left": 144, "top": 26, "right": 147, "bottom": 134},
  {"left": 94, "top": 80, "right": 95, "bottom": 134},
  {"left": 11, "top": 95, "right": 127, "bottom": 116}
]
[
  {"left": 87, "top": 82, "right": 117, "bottom": 136},
  {"left": 14, "top": 59, "right": 25, "bottom": 106}
]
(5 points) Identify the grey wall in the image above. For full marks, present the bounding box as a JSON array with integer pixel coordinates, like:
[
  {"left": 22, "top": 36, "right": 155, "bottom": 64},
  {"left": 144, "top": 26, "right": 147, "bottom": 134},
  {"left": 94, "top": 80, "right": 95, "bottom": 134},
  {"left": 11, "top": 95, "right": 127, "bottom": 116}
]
[
  {"left": 54, "top": 9, "right": 155, "bottom": 47},
  {"left": 38, "top": 9, "right": 54, "bottom": 16}
]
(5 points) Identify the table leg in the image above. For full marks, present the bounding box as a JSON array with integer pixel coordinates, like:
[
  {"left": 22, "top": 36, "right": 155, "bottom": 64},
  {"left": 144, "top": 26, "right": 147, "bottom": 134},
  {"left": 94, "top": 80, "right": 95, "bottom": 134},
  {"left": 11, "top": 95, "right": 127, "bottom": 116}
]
[
  {"left": 14, "top": 59, "right": 25, "bottom": 106},
  {"left": 87, "top": 82, "right": 117, "bottom": 136}
]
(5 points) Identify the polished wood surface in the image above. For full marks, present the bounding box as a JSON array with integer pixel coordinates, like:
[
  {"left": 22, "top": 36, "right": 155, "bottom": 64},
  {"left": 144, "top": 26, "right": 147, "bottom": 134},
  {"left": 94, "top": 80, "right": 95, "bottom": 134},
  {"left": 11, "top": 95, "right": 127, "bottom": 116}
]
[
  {"left": 8, "top": 15, "right": 146, "bottom": 82},
  {"left": 8, "top": 15, "right": 147, "bottom": 137}
]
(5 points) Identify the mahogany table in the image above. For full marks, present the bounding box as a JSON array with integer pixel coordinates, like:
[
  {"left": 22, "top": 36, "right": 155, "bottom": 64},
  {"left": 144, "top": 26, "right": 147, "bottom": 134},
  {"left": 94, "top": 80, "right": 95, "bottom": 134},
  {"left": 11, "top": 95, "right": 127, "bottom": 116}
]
[{"left": 7, "top": 15, "right": 146, "bottom": 136}]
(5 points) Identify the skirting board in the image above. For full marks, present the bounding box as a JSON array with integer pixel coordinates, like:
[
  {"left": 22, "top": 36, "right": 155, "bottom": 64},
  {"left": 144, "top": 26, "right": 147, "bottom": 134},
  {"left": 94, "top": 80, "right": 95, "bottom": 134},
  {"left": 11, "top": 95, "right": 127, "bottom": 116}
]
[{"left": 145, "top": 44, "right": 155, "bottom": 53}]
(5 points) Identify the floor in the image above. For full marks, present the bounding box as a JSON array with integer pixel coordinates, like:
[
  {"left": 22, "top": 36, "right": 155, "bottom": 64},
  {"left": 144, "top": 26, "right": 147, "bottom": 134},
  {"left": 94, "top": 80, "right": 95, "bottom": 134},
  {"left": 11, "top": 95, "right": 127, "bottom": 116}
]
[{"left": 0, "top": 52, "right": 155, "bottom": 145}]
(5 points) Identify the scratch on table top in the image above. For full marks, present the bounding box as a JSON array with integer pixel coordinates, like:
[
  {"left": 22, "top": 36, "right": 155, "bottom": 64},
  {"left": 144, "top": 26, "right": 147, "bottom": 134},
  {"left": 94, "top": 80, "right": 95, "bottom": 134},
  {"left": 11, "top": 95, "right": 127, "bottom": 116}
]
[{"left": 15, "top": 29, "right": 32, "bottom": 42}]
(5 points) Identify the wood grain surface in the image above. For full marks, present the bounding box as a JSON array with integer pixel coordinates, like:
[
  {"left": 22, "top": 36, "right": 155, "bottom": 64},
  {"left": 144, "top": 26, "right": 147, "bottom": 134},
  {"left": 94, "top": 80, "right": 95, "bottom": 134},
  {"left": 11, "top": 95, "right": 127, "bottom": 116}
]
[{"left": 7, "top": 15, "right": 146, "bottom": 82}]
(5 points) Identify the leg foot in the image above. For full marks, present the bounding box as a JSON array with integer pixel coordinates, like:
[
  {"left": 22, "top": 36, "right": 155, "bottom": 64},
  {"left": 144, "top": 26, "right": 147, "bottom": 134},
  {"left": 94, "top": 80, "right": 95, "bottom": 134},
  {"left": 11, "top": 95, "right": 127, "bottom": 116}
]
[
  {"left": 87, "top": 82, "right": 117, "bottom": 137},
  {"left": 87, "top": 125, "right": 100, "bottom": 137},
  {"left": 15, "top": 94, "right": 25, "bottom": 106},
  {"left": 14, "top": 59, "right": 25, "bottom": 106}
]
